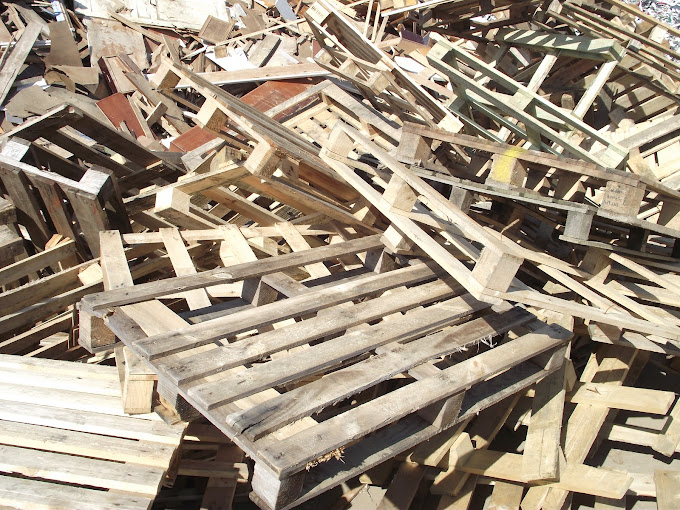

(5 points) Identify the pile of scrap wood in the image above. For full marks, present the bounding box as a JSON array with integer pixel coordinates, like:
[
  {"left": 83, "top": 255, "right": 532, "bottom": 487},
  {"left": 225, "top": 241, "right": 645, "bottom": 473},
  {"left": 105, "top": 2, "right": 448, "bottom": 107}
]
[{"left": 0, "top": 0, "right": 679, "bottom": 508}]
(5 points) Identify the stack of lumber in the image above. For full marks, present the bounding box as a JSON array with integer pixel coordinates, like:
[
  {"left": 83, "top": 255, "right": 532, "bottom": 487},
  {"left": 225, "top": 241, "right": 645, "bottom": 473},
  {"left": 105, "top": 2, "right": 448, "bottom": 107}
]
[
  {"left": 0, "top": 354, "right": 186, "bottom": 509},
  {"left": 0, "top": 0, "right": 679, "bottom": 508}
]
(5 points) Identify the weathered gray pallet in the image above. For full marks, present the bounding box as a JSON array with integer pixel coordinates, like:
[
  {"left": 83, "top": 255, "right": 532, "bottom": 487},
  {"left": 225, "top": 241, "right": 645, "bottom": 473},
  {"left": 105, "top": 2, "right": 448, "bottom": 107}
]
[{"left": 81, "top": 228, "right": 572, "bottom": 510}]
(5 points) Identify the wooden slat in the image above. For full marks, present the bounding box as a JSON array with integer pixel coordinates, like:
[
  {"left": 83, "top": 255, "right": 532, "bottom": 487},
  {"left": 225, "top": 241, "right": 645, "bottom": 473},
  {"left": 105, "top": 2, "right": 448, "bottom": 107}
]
[
  {"left": 521, "top": 362, "right": 566, "bottom": 481},
  {"left": 0, "top": 399, "right": 182, "bottom": 444},
  {"left": 160, "top": 227, "right": 212, "bottom": 309},
  {"left": 0, "top": 475, "right": 153, "bottom": 510},
  {"left": 460, "top": 450, "right": 632, "bottom": 499},
  {"left": 0, "top": 444, "right": 165, "bottom": 495},
  {"left": 0, "top": 420, "right": 176, "bottom": 467},
  {"left": 81, "top": 234, "right": 384, "bottom": 311},
  {"left": 0, "top": 23, "right": 42, "bottom": 105}
]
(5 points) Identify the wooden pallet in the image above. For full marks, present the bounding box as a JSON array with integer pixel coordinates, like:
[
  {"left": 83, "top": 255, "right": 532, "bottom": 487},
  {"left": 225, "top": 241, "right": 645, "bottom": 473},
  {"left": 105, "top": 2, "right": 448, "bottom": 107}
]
[
  {"left": 275, "top": 80, "right": 402, "bottom": 151},
  {"left": 396, "top": 122, "right": 680, "bottom": 257},
  {"left": 427, "top": 36, "right": 630, "bottom": 169},
  {"left": 0, "top": 354, "right": 186, "bottom": 510},
  {"left": 321, "top": 122, "right": 523, "bottom": 302},
  {"left": 304, "top": 0, "right": 464, "bottom": 133},
  {"left": 0, "top": 145, "right": 130, "bottom": 257},
  {"left": 0, "top": 103, "right": 184, "bottom": 191},
  {"left": 0, "top": 227, "right": 189, "bottom": 352},
  {"left": 79, "top": 227, "right": 572, "bottom": 509}
]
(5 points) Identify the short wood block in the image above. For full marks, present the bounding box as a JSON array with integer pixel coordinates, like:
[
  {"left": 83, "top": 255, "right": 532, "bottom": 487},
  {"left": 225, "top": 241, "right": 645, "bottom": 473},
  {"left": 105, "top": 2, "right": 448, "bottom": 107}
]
[
  {"left": 563, "top": 209, "right": 594, "bottom": 240},
  {"left": 487, "top": 153, "right": 528, "bottom": 189},
  {"left": 600, "top": 181, "right": 645, "bottom": 216},
  {"left": 78, "top": 310, "right": 117, "bottom": 353},
  {"left": 196, "top": 97, "right": 229, "bottom": 132},
  {"left": 243, "top": 141, "right": 280, "bottom": 178},
  {"left": 658, "top": 199, "right": 680, "bottom": 230},
  {"left": 449, "top": 187, "right": 473, "bottom": 214},
  {"left": 471, "top": 247, "right": 522, "bottom": 292},
  {"left": 151, "top": 61, "right": 181, "bottom": 90},
  {"left": 252, "top": 463, "right": 305, "bottom": 510}
]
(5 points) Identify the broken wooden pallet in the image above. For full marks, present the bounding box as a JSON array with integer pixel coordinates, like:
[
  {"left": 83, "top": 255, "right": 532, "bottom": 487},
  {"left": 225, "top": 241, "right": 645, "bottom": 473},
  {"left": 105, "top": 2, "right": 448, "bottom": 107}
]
[{"left": 0, "top": 146, "right": 130, "bottom": 256}]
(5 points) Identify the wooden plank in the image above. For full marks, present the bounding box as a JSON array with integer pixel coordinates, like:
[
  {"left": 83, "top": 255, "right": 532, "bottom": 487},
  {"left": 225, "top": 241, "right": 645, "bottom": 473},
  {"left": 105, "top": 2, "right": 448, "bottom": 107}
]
[
  {"left": 521, "top": 362, "right": 566, "bottom": 482},
  {"left": 199, "top": 444, "right": 243, "bottom": 510},
  {"left": 275, "top": 221, "right": 332, "bottom": 278},
  {"left": 653, "top": 397, "right": 680, "bottom": 457},
  {"left": 655, "top": 470, "right": 680, "bottom": 510},
  {"left": 0, "top": 23, "right": 42, "bottom": 105},
  {"left": 174, "top": 62, "right": 330, "bottom": 87},
  {"left": 436, "top": 475, "right": 477, "bottom": 510},
  {"left": 487, "top": 481, "right": 523, "bottom": 510},
  {"left": 0, "top": 354, "right": 114, "bottom": 381},
  {"left": 0, "top": 399, "right": 181, "bottom": 444},
  {"left": 0, "top": 420, "right": 175, "bottom": 467},
  {"left": 0, "top": 259, "right": 92, "bottom": 316},
  {"left": 0, "top": 360, "right": 118, "bottom": 396},
  {"left": 0, "top": 378, "right": 131, "bottom": 416},
  {"left": 80, "top": 230, "right": 132, "bottom": 352},
  {"left": 460, "top": 450, "right": 632, "bottom": 499},
  {"left": 495, "top": 288, "right": 680, "bottom": 339},
  {"left": 432, "top": 391, "right": 523, "bottom": 496},
  {"left": 63, "top": 170, "right": 111, "bottom": 257},
  {"left": 0, "top": 240, "right": 76, "bottom": 287},
  {"left": 0, "top": 312, "right": 72, "bottom": 355},
  {"left": 160, "top": 227, "right": 212, "bottom": 309},
  {"left": 201, "top": 186, "right": 283, "bottom": 226},
  {"left": 567, "top": 382, "right": 674, "bottom": 414},
  {"left": 376, "top": 461, "right": 425, "bottom": 510},
  {"left": 0, "top": 444, "right": 165, "bottom": 495},
  {"left": 0, "top": 155, "right": 51, "bottom": 248},
  {"left": 81, "top": 235, "right": 384, "bottom": 312},
  {"left": 0, "top": 281, "right": 102, "bottom": 337},
  {"left": 0, "top": 475, "right": 152, "bottom": 510}
]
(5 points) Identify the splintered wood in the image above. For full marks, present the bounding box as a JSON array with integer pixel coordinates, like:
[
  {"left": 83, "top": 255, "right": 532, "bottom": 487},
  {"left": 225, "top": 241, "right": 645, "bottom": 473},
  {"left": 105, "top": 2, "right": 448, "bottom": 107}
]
[{"left": 0, "top": 0, "right": 679, "bottom": 509}]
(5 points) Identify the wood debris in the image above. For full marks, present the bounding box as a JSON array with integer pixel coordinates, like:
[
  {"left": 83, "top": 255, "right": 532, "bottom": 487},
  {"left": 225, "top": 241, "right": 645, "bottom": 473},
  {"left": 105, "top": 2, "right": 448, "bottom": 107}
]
[{"left": 0, "top": 0, "right": 679, "bottom": 509}]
